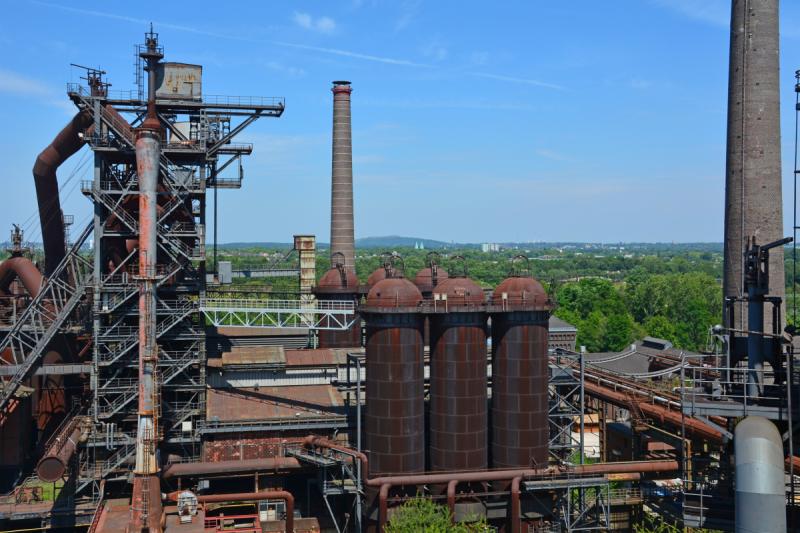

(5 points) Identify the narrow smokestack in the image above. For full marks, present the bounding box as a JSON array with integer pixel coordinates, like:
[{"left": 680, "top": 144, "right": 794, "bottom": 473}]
[
  {"left": 330, "top": 81, "right": 356, "bottom": 274},
  {"left": 723, "top": 0, "right": 784, "bottom": 330}
]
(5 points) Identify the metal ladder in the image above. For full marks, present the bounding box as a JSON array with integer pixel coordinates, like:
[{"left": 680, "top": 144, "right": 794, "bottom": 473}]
[{"left": 0, "top": 222, "right": 94, "bottom": 424}]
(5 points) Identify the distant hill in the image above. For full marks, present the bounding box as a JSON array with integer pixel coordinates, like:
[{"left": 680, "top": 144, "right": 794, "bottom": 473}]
[
  {"left": 214, "top": 238, "right": 725, "bottom": 252},
  {"left": 354, "top": 236, "right": 458, "bottom": 249}
]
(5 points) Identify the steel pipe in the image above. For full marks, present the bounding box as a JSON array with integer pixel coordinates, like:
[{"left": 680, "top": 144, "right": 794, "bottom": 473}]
[
  {"left": 582, "top": 380, "right": 723, "bottom": 442},
  {"left": 36, "top": 423, "right": 86, "bottom": 482},
  {"left": 33, "top": 111, "right": 92, "bottom": 275},
  {"left": 302, "top": 435, "right": 368, "bottom": 479},
  {"left": 167, "top": 490, "right": 294, "bottom": 532},
  {"left": 162, "top": 457, "right": 301, "bottom": 479},
  {"left": 0, "top": 257, "right": 44, "bottom": 298},
  {"left": 369, "top": 459, "right": 678, "bottom": 528}
]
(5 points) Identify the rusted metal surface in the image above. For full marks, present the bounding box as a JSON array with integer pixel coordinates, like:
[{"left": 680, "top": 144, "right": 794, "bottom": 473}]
[
  {"left": 33, "top": 110, "right": 92, "bottom": 276},
  {"left": 155, "top": 62, "right": 202, "bottom": 100},
  {"left": 203, "top": 435, "right": 308, "bottom": 462},
  {"left": 368, "top": 459, "right": 679, "bottom": 529},
  {"left": 429, "top": 276, "right": 487, "bottom": 472},
  {"left": 131, "top": 96, "right": 162, "bottom": 531},
  {"left": 302, "top": 435, "right": 369, "bottom": 478},
  {"left": 366, "top": 266, "right": 391, "bottom": 289},
  {"left": 0, "top": 257, "right": 43, "bottom": 298},
  {"left": 166, "top": 490, "right": 294, "bottom": 533},
  {"left": 162, "top": 457, "right": 301, "bottom": 479},
  {"left": 490, "top": 276, "right": 551, "bottom": 469},
  {"left": 206, "top": 385, "right": 344, "bottom": 421},
  {"left": 362, "top": 277, "right": 424, "bottom": 477},
  {"left": 365, "top": 277, "right": 422, "bottom": 309},
  {"left": 315, "top": 265, "right": 361, "bottom": 347},
  {"left": 36, "top": 417, "right": 90, "bottom": 482},
  {"left": 414, "top": 266, "right": 449, "bottom": 296},
  {"left": 581, "top": 379, "right": 723, "bottom": 442},
  {"left": 330, "top": 81, "right": 356, "bottom": 275}
]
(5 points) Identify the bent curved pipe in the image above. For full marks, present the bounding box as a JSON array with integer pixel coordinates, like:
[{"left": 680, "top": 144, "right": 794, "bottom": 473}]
[
  {"left": 166, "top": 490, "right": 294, "bottom": 532},
  {"left": 0, "top": 257, "right": 44, "bottom": 298},
  {"left": 33, "top": 111, "right": 92, "bottom": 276}
]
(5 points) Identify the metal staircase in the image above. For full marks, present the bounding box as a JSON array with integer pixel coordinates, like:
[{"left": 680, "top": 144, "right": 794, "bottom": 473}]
[
  {"left": 77, "top": 442, "right": 137, "bottom": 494},
  {"left": 96, "top": 349, "right": 196, "bottom": 418},
  {"left": 97, "top": 299, "right": 196, "bottom": 365},
  {"left": 0, "top": 222, "right": 94, "bottom": 424}
]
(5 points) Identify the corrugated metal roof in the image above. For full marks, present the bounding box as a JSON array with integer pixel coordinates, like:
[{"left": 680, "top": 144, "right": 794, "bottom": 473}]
[
  {"left": 206, "top": 385, "right": 344, "bottom": 421},
  {"left": 221, "top": 345, "right": 285, "bottom": 366}
]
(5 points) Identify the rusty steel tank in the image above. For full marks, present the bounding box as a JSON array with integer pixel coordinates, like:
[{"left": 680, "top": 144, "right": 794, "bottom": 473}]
[
  {"left": 489, "top": 271, "right": 552, "bottom": 469},
  {"left": 361, "top": 271, "right": 424, "bottom": 476},
  {"left": 314, "top": 255, "right": 361, "bottom": 348},
  {"left": 429, "top": 273, "right": 487, "bottom": 472}
]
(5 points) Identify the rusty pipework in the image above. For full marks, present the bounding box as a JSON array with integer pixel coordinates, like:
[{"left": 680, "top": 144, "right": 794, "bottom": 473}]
[
  {"left": 510, "top": 476, "right": 522, "bottom": 533},
  {"left": 0, "top": 257, "right": 44, "bottom": 298},
  {"left": 162, "top": 457, "right": 301, "bottom": 479},
  {"left": 36, "top": 417, "right": 90, "bottom": 482},
  {"left": 581, "top": 380, "right": 723, "bottom": 443},
  {"left": 139, "top": 28, "right": 163, "bottom": 131},
  {"left": 130, "top": 127, "right": 162, "bottom": 533},
  {"left": 369, "top": 460, "right": 679, "bottom": 528},
  {"left": 33, "top": 111, "right": 92, "bottom": 276},
  {"left": 166, "top": 490, "right": 294, "bottom": 532},
  {"left": 302, "top": 435, "right": 369, "bottom": 479}
]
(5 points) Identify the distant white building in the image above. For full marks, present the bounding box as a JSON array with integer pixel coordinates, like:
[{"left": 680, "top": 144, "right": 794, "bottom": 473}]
[{"left": 481, "top": 243, "right": 501, "bottom": 253}]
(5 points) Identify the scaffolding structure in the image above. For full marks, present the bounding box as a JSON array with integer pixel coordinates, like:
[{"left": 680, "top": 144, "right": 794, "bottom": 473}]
[{"left": 56, "top": 33, "right": 286, "bottom": 505}]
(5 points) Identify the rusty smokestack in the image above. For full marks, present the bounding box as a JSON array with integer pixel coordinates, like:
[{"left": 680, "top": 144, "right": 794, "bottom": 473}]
[
  {"left": 129, "top": 26, "right": 164, "bottom": 533},
  {"left": 723, "top": 0, "right": 784, "bottom": 330},
  {"left": 330, "top": 81, "right": 356, "bottom": 274}
]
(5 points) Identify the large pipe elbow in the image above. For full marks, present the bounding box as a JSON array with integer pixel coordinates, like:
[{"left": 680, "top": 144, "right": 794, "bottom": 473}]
[
  {"left": 0, "top": 257, "right": 44, "bottom": 298},
  {"left": 302, "top": 434, "right": 369, "bottom": 479},
  {"left": 33, "top": 111, "right": 93, "bottom": 276}
]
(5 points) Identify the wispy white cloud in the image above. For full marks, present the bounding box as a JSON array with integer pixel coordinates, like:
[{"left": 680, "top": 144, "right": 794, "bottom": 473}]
[
  {"left": 470, "top": 72, "right": 565, "bottom": 91},
  {"left": 292, "top": 12, "right": 337, "bottom": 34},
  {"left": 651, "top": 0, "right": 729, "bottom": 27},
  {"left": 264, "top": 61, "right": 306, "bottom": 78},
  {"left": 535, "top": 148, "right": 571, "bottom": 162},
  {"left": 421, "top": 38, "right": 448, "bottom": 61},
  {"left": 469, "top": 51, "right": 490, "bottom": 67},
  {"left": 0, "top": 68, "right": 51, "bottom": 96},
  {"left": 360, "top": 98, "right": 538, "bottom": 111},
  {"left": 395, "top": 0, "right": 421, "bottom": 31},
  {"left": 271, "top": 40, "right": 431, "bottom": 67},
  {"left": 33, "top": 1, "right": 429, "bottom": 69},
  {"left": 0, "top": 68, "right": 76, "bottom": 116},
  {"left": 629, "top": 78, "right": 653, "bottom": 90}
]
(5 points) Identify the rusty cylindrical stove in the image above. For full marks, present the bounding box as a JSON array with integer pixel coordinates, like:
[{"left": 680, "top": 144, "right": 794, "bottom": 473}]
[
  {"left": 429, "top": 273, "right": 488, "bottom": 472},
  {"left": 489, "top": 270, "right": 552, "bottom": 469}
]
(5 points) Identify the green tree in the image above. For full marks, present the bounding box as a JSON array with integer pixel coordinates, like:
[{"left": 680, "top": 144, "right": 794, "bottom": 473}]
[{"left": 384, "top": 497, "right": 491, "bottom": 533}]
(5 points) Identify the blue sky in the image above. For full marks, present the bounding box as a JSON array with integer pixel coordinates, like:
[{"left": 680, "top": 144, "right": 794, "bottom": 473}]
[{"left": 1, "top": 0, "right": 799, "bottom": 244}]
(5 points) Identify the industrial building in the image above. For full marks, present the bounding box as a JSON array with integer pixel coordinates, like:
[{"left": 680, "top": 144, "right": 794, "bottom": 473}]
[{"left": 0, "top": 0, "right": 798, "bottom": 531}]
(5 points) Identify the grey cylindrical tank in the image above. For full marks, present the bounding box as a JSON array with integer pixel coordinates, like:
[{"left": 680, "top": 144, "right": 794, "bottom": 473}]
[{"left": 735, "top": 416, "right": 786, "bottom": 533}]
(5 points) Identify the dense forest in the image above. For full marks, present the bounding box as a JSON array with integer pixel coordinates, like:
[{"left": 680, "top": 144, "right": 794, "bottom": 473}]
[
  {"left": 212, "top": 243, "right": 736, "bottom": 353},
  {"left": 10, "top": 239, "right": 797, "bottom": 354}
]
